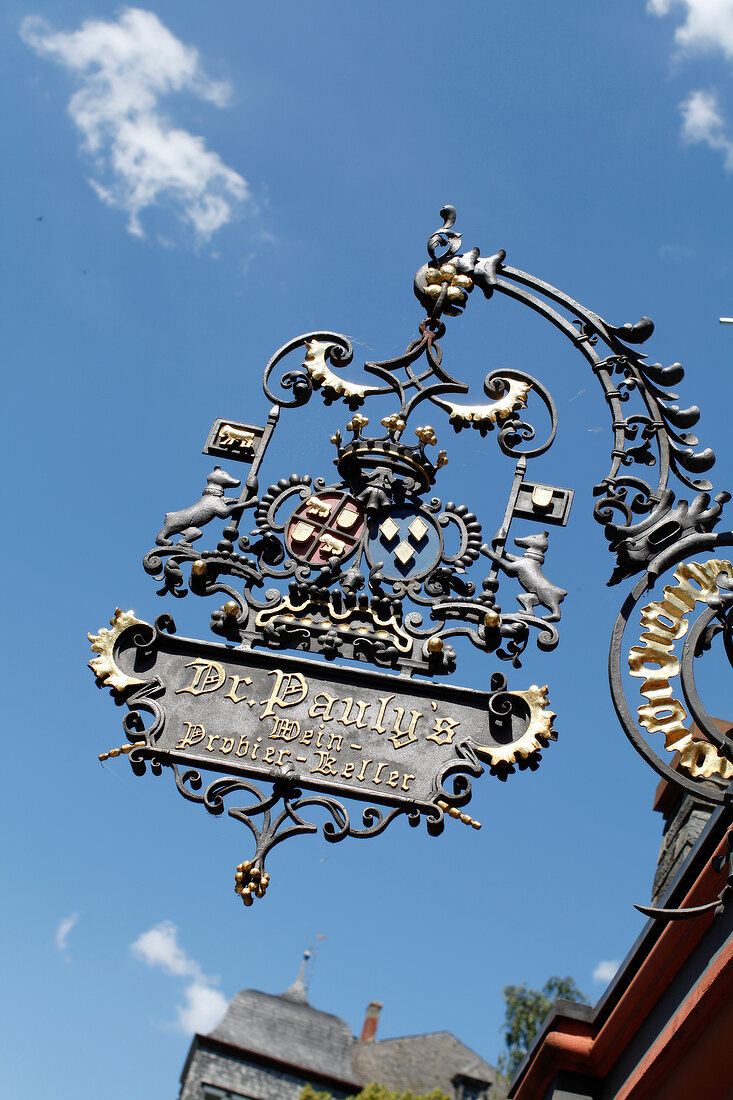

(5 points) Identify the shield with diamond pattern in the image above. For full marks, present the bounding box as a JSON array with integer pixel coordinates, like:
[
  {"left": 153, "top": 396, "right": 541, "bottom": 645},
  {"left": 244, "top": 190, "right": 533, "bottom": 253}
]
[{"left": 365, "top": 505, "right": 442, "bottom": 581}]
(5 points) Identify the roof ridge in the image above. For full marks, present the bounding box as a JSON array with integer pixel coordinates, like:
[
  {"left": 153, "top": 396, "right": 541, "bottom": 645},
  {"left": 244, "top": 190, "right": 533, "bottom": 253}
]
[
  {"left": 366, "top": 1029, "right": 455, "bottom": 1045},
  {"left": 213, "top": 988, "right": 352, "bottom": 1025},
  {"left": 358, "top": 1030, "right": 494, "bottom": 1071}
]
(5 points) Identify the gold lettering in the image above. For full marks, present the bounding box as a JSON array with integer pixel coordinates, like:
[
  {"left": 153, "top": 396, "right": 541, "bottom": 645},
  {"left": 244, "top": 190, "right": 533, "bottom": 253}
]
[
  {"left": 327, "top": 730, "right": 343, "bottom": 752},
  {"left": 176, "top": 660, "right": 226, "bottom": 696},
  {"left": 680, "top": 741, "right": 733, "bottom": 780},
  {"left": 235, "top": 736, "right": 249, "bottom": 757},
  {"left": 389, "top": 707, "right": 423, "bottom": 749},
  {"left": 175, "top": 722, "right": 206, "bottom": 749},
  {"left": 260, "top": 669, "right": 308, "bottom": 719},
  {"left": 386, "top": 770, "right": 400, "bottom": 788},
  {"left": 357, "top": 758, "right": 372, "bottom": 781},
  {"left": 251, "top": 737, "right": 262, "bottom": 760},
  {"left": 206, "top": 733, "right": 220, "bottom": 751},
  {"left": 401, "top": 774, "right": 415, "bottom": 791},
  {"left": 219, "top": 737, "right": 235, "bottom": 755},
  {"left": 316, "top": 728, "right": 325, "bottom": 748},
  {"left": 337, "top": 698, "right": 370, "bottom": 728},
  {"left": 372, "top": 762, "right": 387, "bottom": 784},
  {"left": 372, "top": 695, "right": 394, "bottom": 735},
  {"left": 629, "top": 559, "right": 733, "bottom": 769},
  {"left": 426, "top": 715, "right": 460, "bottom": 746},
  {"left": 308, "top": 691, "right": 339, "bottom": 722},
  {"left": 264, "top": 745, "right": 276, "bottom": 763},
  {"left": 342, "top": 762, "right": 355, "bottom": 779},
  {"left": 276, "top": 748, "right": 292, "bottom": 766},
  {"left": 270, "top": 717, "right": 301, "bottom": 741},
  {"left": 225, "top": 675, "right": 252, "bottom": 703},
  {"left": 312, "top": 751, "right": 339, "bottom": 776},
  {"left": 300, "top": 728, "right": 313, "bottom": 745},
  {"left": 629, "top": 639, "right": 679, "bottom": 682},
  {"left": 638, "top": 699, "right": 689, "bottom": 749}
]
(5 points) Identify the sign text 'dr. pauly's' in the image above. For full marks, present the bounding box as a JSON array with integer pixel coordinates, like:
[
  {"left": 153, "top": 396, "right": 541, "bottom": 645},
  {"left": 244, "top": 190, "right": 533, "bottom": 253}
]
[{"left": 125, "top": 634, "right": 495, "bottom": 806}]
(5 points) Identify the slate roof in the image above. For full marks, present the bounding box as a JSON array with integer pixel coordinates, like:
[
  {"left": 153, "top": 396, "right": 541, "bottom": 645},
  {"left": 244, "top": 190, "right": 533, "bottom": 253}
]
[
  {"left": 210, "top": 986, "right": 355, "bottom": 1082},
  {"left": 351, "top": 1030, "right": 496, "bottom": 1093},
  {"left": 202, "top": 976, "right": 498, "bottom": 1096}
]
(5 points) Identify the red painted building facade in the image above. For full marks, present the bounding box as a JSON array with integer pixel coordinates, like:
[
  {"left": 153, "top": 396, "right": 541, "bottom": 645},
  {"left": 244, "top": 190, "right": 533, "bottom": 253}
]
[{"left": 508, "top": 791, "right": 733, "bottom": 1100}]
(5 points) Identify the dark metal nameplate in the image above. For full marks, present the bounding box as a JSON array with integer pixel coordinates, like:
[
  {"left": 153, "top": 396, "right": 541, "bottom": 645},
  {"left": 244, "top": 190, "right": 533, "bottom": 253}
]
[{"left": 105, "top": 616, "right": 548, "bottom": 811}]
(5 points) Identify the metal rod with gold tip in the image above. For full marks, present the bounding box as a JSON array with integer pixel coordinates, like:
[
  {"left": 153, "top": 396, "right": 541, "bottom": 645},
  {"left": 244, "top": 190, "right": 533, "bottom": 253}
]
[
  {"left": 99, "top": 743, "right": 134, "bottom": 763},
  {"left": 437, "top": 799, "right": 481, "bottom": 829}
]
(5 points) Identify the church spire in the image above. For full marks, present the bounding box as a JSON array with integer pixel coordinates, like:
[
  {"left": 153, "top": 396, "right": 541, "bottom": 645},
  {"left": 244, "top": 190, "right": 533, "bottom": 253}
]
[{"left": 280, "top": 948, "right": 311, "bottom": 1003}]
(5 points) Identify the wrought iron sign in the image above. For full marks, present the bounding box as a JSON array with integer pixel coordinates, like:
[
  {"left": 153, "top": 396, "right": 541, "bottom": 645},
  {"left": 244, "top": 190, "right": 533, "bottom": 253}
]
[{"left": 90, "top": 206, "right": 733, "bottom": 911}]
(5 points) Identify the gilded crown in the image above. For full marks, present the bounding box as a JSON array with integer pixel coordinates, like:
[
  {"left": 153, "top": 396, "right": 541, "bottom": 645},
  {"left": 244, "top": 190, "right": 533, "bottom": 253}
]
[{"left": 332, "top": 414, "right": 448, "bottom": 499}]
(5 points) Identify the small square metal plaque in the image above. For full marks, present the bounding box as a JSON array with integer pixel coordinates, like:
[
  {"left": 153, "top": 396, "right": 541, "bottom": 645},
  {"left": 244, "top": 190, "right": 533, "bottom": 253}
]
[
  {"left": 513, "top": 482, "right": 574, "bottom": 527},
  {"left": 203, "top": 418, "right": 266, "bottom": 463}
]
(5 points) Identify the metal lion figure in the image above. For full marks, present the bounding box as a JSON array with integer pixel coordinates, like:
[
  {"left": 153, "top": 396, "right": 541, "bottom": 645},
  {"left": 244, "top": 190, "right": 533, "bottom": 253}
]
[
  {"left": 156, "top": 466, "right": 240, "bottom": 545},
  {"left": 482, "top": 531, "right": 567, "bottom": 622}
]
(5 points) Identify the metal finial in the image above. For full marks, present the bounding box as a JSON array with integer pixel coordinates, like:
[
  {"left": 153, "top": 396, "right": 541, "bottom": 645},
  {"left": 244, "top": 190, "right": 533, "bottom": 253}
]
[
  {"left": 427, "top": 204, "right": 462, "bottom": 264},
  {"left": 281, "top": 948, "right": 312, "bottom": 1004}
]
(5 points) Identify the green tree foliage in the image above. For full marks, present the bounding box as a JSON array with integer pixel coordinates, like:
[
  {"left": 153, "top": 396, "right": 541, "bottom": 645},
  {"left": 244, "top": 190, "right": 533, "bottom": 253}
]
[
  {"left": 301, "top": 1083, "right": 450, "bottom": 1100},
  {"left": 497, "top": 976, "right": 586, "bottom": 1080}
]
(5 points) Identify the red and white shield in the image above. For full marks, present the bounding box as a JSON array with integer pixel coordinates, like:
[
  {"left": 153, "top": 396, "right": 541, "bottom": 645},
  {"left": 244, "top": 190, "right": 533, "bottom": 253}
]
[{"left": 285, "top": 491, "right": 366, "bottom": 566}]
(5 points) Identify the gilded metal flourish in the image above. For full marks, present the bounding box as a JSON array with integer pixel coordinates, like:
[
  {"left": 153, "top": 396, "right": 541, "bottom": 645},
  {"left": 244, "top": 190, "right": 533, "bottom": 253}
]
[{"left": 88, "top": 609, "right": 147, "bottom": 692}]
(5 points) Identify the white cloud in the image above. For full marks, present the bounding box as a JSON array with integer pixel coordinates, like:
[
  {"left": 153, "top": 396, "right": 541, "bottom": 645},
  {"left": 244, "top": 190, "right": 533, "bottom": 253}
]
[
  {"left": 55, "top": 911, "right": 80, "bottom": 951},
  {"left": 177, "top": 980, "right": 229, "bottom": 1034},
  {"left": 648, "top": 0, "right": 733, "bottom": 61},
  {"left": 648, "top": 1, "right": 733, "bottom": 171},
  {"left": 680, "top": 88, "right": 733, "bottom": 168},
  {"left": 20, "top": 8, "right": 248, "bottom": 241},
  {"left": 592, "top": 959, "right": 620, "bottom": 983},
  {"left": 131, "top": 920, "right": 227, "bottom": 1034},
  {"left": 131, "top": 919, "right": 201, "bottom": 977}
]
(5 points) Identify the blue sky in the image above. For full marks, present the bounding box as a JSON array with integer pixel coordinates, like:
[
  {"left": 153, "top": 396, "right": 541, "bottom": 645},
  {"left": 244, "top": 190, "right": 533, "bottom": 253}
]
[{"left": 3, "top": 2, "right": 733, "bottom": 1097}]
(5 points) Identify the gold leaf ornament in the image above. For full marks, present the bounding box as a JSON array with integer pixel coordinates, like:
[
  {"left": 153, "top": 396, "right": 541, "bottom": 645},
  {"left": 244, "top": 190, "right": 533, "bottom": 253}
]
[
  {"left": 381, "top": 413, "right": 406, "bottom": 435},
  {"left": 303, "top": 341, "right": 378, "bottom": 402},
  {"left": 423, "top": 264, "right": 473, "bottom": 303},
  {"left": 474, "top": 684, "right": 556, "bottom": 767},
  {"left": 441, "top": 377, "right": 532, "bottom": 427},
  {"left": 88, "top": 608, "right": 147, "bottom": 692},
  {"left": 414, "top": 425, "right": 438, "bottom": 446}
]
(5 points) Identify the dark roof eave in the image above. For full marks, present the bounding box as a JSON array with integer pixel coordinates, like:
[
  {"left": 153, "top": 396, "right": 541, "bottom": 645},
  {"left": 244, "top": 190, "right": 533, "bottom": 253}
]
[{"left": 182, "top": 1031, "right": 361, "bottom": 1093}]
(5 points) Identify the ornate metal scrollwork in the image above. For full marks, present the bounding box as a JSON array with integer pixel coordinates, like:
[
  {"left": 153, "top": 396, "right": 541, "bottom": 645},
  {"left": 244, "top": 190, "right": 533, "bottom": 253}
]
[
  {"left": 142, "top": 260, "right": 574, "bottom": 679},
  {"left": 91, "top": 205, "right": 733, "bottom": 911},
  {"left": 166, "top": 766, "right": 418, "bottom": 906}
]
